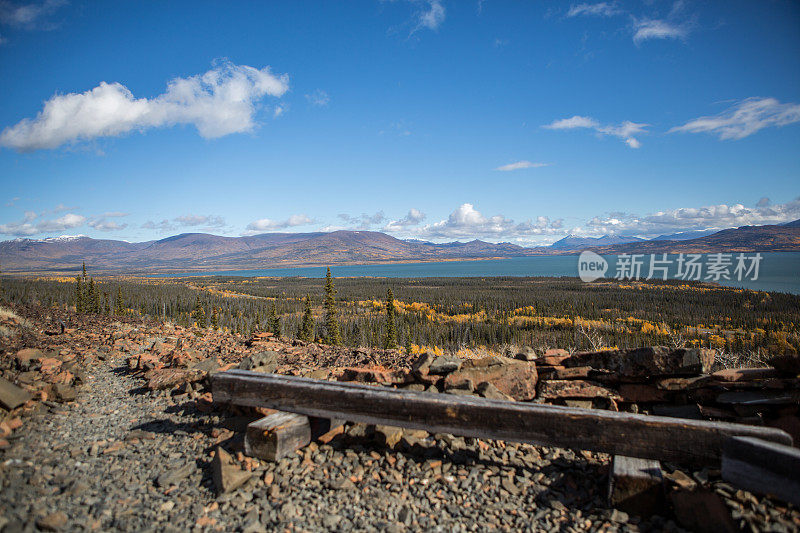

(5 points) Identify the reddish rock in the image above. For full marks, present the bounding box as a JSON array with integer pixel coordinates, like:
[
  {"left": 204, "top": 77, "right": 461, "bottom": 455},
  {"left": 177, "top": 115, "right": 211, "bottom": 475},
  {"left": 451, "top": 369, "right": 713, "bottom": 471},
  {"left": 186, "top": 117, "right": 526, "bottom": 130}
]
[
  {"left": 536, "top": 354, "right": 571, "bottom": 366},
  {"left": 145, "top": 368, "right": 205, "bottom": 391},
  {"left": 711, "top": 367, "right": 780, "bottom": 382},
  {"left": 443, "top": 357, "right": 537, "bottom": 401},
  {"left": 562, "top": 346, "right": 715, "bottom": 377},
  {"left": 538, "top": 379, "right": 620, "bottom": 400}
]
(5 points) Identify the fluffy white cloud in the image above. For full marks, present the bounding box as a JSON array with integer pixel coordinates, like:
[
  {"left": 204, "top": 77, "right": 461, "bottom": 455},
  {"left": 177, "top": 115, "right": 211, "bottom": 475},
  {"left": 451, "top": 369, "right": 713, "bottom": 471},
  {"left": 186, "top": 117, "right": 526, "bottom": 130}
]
[
  {"left": 633, "top": 18, "right": 688, "bottom": 43},
  {"left": 405, "top": 203, "right": 563, "bottom": 241},
  {"left": 543, "top": 115, "right": 647, "bottom": 148},
  {"left": 584, "top": 197, "right": 800, "bottom": 237},
  {"left": 244, "top": 214, "right": 314, "bottom": 234},
  {"left": 494, "top": 160, "right": 549, "bottom": 172},
  {"left": 0, "top": 211, "right": 85, "bottom": 236},
  {"left": 0, "top": 61, "right": 289, "bottom": 151},
  {"left": 669, "top": 97, "right": 800, "bottom": 140},
  {"left": 566, "top": 2, "right": 620, "bottom": 18},
  {"left": 382, "top": 208, "right": 426, "bottom": 232}
]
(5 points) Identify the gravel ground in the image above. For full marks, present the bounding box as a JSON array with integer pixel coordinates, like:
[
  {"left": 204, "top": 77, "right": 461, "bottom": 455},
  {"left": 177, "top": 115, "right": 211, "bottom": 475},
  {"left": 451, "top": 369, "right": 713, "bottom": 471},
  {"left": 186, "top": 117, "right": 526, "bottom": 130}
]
[{"left": 1, "top": 350, "right": 797, "bottom": 532}]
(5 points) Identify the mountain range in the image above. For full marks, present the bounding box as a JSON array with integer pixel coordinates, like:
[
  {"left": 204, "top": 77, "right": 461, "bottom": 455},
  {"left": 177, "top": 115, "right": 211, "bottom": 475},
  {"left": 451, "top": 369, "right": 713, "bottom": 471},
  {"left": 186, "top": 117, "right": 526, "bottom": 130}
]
[{"left": 1, "top": 222, "right": 798, "bottom": 274}]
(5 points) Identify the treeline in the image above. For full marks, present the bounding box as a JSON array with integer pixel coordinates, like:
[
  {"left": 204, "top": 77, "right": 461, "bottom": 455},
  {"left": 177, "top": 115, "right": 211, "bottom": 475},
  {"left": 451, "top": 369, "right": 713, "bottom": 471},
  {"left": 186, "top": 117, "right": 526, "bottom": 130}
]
[{"left": 1, "top": 269, "right": 799, "bottom": 357}]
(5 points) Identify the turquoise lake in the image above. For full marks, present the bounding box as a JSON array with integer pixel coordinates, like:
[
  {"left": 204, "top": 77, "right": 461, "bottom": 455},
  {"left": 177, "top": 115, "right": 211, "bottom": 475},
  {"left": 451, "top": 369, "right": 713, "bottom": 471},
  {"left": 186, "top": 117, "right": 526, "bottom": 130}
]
[{"left": 155, "top": 252, "right": 800, "bottom": 295}]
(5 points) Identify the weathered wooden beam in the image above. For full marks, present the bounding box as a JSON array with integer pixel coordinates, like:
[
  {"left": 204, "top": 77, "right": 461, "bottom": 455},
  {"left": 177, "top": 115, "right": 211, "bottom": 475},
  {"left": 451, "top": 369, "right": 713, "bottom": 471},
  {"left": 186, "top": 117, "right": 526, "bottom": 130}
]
[
  {"left": 721, "top": 436, "right": 800, "bottom": 506},
  {"left": 608, "top": 455, "right": 664, "bottom": 516},
  {"left": 212, "top": 370, "right": 793, "bottom": 465},
  {"left": 244, "top": 412, "right": 311, "bottom": 462}
]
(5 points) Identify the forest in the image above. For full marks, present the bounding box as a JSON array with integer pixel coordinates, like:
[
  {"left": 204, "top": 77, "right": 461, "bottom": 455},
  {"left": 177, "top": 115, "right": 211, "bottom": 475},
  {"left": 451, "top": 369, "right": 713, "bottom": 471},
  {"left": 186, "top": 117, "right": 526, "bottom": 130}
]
[{"left": 2, "top": 267, "right": 799, "bottom": 360}]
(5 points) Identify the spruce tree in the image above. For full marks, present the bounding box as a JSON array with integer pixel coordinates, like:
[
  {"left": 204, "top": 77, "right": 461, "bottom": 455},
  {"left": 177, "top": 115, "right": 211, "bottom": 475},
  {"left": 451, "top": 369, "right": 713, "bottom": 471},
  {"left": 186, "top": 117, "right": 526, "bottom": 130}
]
[
  {"left": 300, "top": 295, "right": 314, "bottom": 342},
  {"left": 211, "top": 306, "right": 219, "bottom": 330},
  {"left": 322, "top": 267, "right": 341, "bottom": 345},
  {"left": 114, "top": 287, "right": 125, "bottom": 316},
  {"left": 268, "top": 300, "right": 280, "bottom": 337},
  {"left": 192, "top": 297, "right": 206, "bottom": 328},
  {"left": 384, "top": 288, "right": 398, "bottom": 349}
]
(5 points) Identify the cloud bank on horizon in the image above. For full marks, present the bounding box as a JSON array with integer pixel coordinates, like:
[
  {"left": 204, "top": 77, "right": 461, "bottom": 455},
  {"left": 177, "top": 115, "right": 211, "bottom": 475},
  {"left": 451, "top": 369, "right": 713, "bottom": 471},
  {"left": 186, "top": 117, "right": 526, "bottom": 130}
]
[{"left": 4, "top": 197, "right": 799, "bottom": 246}]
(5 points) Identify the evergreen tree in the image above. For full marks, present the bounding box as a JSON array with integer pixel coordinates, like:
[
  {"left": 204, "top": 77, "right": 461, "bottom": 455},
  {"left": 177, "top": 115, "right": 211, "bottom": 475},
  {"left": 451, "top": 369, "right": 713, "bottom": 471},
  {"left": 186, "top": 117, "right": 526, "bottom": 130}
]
[
  {"left": 114, "top": 287, "right": 125, "bottom": 316},
  {"left": 384, "top": 288, "right": 398, "bottom": 349},
  {"left": 268, "top": 300, "right": 280, "bottom": 337},
  {"left": 322, "top": 267, "right": 341, "bottom": 345},
  {"left": 103, "top": 292, "right": 111, "bottom": 315},
  {"left": 82, "top": 262, "right": 87, "bottom": 282},
  {"left": 211, "top": 306, "right": 219, "bottom": 330},
  {"left": 300, "top": 294, "right": 314, "bottom": 342},
  {"left": 404, "top": 329, "right": 412, "bottom": 354},
  {"left": 192, "top": 297, "right": 206, "bottom": 328}
]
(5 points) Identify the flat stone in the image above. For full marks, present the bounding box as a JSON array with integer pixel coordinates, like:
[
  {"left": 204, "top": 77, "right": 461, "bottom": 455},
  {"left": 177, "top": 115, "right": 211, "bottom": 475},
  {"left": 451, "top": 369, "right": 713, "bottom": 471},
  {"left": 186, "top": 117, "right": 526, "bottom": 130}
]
[
  {"left": 537, "top": 380, "right": 620, "bottom": 400},
  {"left": 36, "top": 512, "right": 68, "bottom": 531},
  {"left": 443, "top": 357, "right": 537, "bottom": 401},
  {"left": 0, "top": 377, "right": 32, "bottom": 410},
  {"left": 428, "top": 356, "right": 462, "bottom": 375}
]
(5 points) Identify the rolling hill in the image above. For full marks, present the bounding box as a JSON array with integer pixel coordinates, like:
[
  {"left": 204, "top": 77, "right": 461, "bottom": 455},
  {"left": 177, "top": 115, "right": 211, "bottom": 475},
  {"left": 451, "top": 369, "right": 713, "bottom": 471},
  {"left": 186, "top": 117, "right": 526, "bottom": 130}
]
[{"left": 1, "top": 222, "right": 798, "bottom": 274}]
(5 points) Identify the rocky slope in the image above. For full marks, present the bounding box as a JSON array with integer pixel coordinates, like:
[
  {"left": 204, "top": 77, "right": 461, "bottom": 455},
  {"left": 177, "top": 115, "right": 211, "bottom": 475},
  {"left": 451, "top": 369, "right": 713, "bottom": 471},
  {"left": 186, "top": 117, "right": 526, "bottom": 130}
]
[{"left": 0, "top": 305, "right": 798, "bottom": 532}]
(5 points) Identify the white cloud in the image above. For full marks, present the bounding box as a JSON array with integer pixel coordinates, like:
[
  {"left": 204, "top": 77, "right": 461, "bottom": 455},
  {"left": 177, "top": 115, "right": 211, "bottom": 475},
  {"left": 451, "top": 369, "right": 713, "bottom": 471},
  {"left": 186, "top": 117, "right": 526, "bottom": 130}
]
[
  {"left": 633, "top": 18, "right": 688, "bottom": 43},
  {"left": 543, "top": 115, "right": 648, "bottom": 148},
  {"left": 141, "top": 213, "right": 226, "bottom": 233},
  {"left": 0, "top": 60, "right": 289, "bottom": 152},
  {"left": 584, "top": 197, "right": 800, "bottom": 237},
  {"left": 382, "top": 208, "right": 426, "bottom": 232},
  {"left": 403, "top": 203, "right": 563, "bottom": 241},
  {"left": 174, "top": 214, "right": 225, "bottom": 227},
  {"left": 669, "top": 97, "right": 800, "bottom": 140},
  {"left": 244, "top": 214, "right": 314, "bottom": 234},
  {"left": 305, "top": 89, "right": 329, "bottom": 107},
  {"left": 415, "top": 0, "right": 445, "bottom": 32},
  {"left": 336, "top": 211, "right": 386, "bottom": 230},
  {"left": 494, "top": 160, "right": 549, "bottom": 172},
  {"left": 567, "top": 2, "right": 620, "bottom": 18},
  {"left": 141, "top": 219, "right": 175, "bottom": 233},
  {"left": 0, "top": 210, "right": 86, "bottom": 236},
  {"left": 88, "top": 219, "right": 127, "bottom": 232}
]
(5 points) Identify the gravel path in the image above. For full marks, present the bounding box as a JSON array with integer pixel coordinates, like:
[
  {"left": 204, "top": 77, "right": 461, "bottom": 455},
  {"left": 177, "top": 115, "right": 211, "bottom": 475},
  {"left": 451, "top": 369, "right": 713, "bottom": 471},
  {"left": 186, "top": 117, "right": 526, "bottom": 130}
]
[{"left": 0, "top": 352, "right": 758, "bottom": 532}]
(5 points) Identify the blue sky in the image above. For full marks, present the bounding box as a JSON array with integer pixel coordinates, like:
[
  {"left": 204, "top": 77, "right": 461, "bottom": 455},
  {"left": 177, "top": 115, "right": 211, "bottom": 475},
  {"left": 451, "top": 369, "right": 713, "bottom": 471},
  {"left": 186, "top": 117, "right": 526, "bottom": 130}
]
[{"left": 1, "top": 0, "right": 799, "bottom": 245}]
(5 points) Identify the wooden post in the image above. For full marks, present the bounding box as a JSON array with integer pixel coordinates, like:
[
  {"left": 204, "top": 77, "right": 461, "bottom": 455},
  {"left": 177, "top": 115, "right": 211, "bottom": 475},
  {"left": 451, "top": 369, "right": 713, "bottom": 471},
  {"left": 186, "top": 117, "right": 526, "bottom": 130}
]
[
  {"left": 608, "top": 455, "right": 664, "bottom": 516},
  {"left": 722, "top": 436, "right": 800, "bottom": 506},
  {"left": 244, "top": 412, "right": 311, "bottom": 462},
  {"left": 212, "top": 370, "right": 792, "bottom": 466}
]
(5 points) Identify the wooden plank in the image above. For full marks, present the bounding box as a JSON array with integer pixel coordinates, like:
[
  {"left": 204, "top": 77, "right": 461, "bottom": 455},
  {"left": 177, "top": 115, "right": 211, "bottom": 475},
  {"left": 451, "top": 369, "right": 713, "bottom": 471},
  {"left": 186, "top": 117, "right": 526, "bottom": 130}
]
[
  {"left": 212, "top": 370, "right": 793, "bottom": 466},
  {"left": 244, "top": 412, "right": 311, "bottom": 461},
  {"left": 608, "top": 455, "right": 664, "bottom": 516},
  {"left": 722, "top": 436, "right": 800, "bottom": 506}
]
